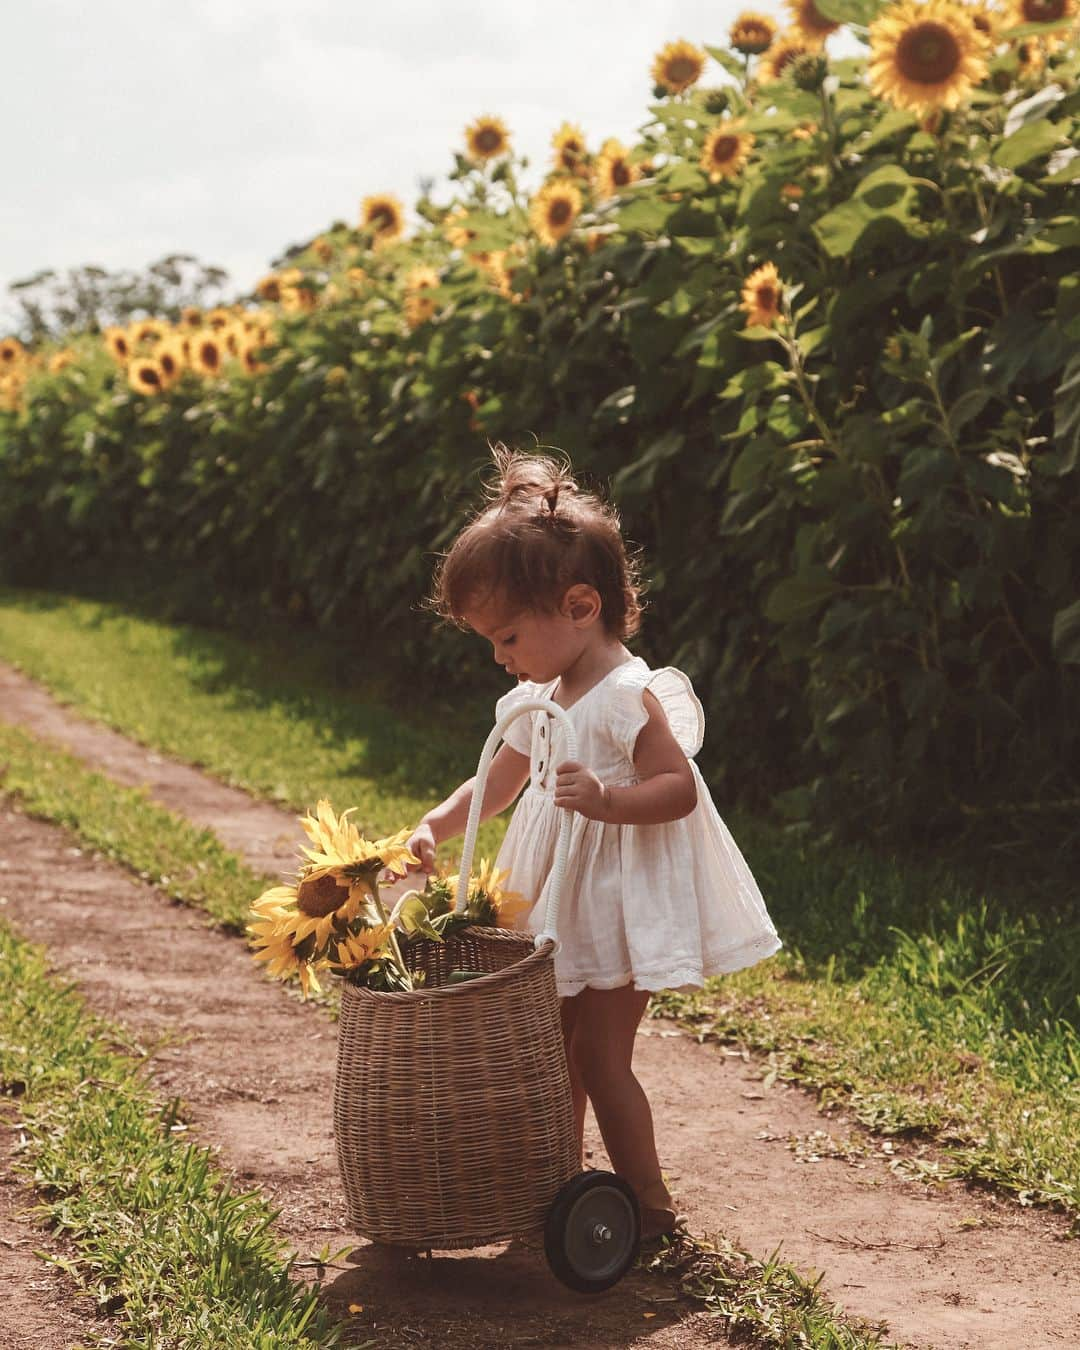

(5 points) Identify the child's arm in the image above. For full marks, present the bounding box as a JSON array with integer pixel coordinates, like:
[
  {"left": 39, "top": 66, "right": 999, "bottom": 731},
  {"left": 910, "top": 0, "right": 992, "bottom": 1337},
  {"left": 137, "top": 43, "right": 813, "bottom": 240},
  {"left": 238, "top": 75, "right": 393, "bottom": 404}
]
[
  {"left": 408, "top": 744, "right": 531, "bottom": 872},
  {"left": 554, "top": 689, "right": 697, "bottom": 825}
]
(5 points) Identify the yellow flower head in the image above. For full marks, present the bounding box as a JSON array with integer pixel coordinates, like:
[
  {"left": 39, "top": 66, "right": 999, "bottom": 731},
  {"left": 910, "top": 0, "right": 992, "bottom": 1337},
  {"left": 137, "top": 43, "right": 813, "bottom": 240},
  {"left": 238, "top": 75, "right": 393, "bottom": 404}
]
[
  {"left": 312, "top": 235, "right": 335, "bottom": 263},
  {"left": 49, "top": 349, "right": 76, "bottom": 374},
  {"left": 869, "top": 0, "right": 987, "bottom": 114},
  {"left": 1008, "top": 0, "right": 1076, "bottom": 28},
  {"left": 180, "top": 305, "right": 203, "bottom": 328},
  {"left": 192, "top": 330, "right": 224, "bottom": 377},
  {"left": 127, "top": 358, "right": 166, "bottom": 395},
  {"left": 784, "top": 0, "right": 842, "bottom": 45},
  {"left": 758, "top": 31, "right": 814, "bottom": 81},
  {"left": 256, "top": 274, "right": 283, "bottom": 303},
  {"left": 700, "top": 121, "right": 755, "bottom": 182},
  {"left": 205, "top": 307, "right": 233, "bottom": 331},
  {"left": 442, "top": 858, "right": 531, "bottom": 929},
  {"left": 551, "top": 121, "right": 588, "bottom": 171},
  {"left": 404, "top": 294, "right": 438, "bottom": 329},
  {"left": 405, "top": 265, "right": 440, "bottom": 292},
  {"left": 593, "top": 139, "right": 640, "bottom": 198},
  {"left": 730, "top": 11, "right": 778, "bottom": 53},
  {"left": 529, "top": 179, "right": 582, "bottom": 246},
  {"left": 651, "top": 39, "right": 708, "bottom": 93},
  {"left": 443, "top": 207, "right": 479, "bottom": 250},
  {"left": 741, "top": 262, "right": 784, "bottom": 328},
  {"left": 465, "top": 114, "right": 511, "bottom": 162},
  {"left": 103, "top": 327, "right": 130, "bottom": 363},
  {"left": 157, "top": 337, "right": 187, "bottom": 384},
  {"left": 959, "top": 0, "right": 1002, "bottom": 44},
  {"left": 0, "top": 337, "right": 25, "bottom": 367},
  {"left": 360, "top": 194, "right": 406, "bottom": 247},
  {"left": 129, "top": 318, "right": 168, "bottom": 347}
]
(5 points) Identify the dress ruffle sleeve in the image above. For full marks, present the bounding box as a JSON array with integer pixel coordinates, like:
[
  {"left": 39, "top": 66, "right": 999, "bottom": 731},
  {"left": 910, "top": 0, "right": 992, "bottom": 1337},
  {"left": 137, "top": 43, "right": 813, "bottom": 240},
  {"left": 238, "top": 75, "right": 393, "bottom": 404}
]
[
  {"left": 610, "top": 663, "right": 705, "bottom": 762},
  {"left": 494, "top": 682, "right": 537, "bottom": 755}
]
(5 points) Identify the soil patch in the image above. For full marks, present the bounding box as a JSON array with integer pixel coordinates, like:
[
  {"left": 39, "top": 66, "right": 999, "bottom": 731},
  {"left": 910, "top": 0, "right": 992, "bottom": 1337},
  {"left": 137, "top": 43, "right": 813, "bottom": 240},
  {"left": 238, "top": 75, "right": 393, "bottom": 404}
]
[{"left": 1, "top": 801, "right": 1077, "bottom": 1348}]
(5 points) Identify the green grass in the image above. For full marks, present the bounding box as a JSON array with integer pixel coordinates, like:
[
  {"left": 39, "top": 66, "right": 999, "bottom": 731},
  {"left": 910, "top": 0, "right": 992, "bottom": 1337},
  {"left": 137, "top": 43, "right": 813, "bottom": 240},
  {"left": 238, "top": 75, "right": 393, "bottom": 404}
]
[
  {"left": 0, "top": 921, "right": 348, "bottom": 1348},
  {"left": 1, "top": 586, "right": 1077, "bottom": 1227}
]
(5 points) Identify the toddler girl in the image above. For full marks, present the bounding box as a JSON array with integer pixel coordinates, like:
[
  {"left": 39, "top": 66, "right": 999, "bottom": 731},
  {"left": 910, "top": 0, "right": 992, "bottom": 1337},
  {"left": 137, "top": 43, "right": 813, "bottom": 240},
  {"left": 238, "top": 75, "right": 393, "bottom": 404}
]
[{"left": 407, "top": 444, "right": 781, "bottom": 1240}]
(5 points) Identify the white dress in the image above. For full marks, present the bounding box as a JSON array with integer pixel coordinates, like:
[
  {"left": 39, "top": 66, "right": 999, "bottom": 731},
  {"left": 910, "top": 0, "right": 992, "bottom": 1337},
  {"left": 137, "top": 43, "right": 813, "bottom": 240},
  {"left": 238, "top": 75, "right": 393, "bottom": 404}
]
[{"left": 493, "top": 655, "right": 782, "bottom": 998}]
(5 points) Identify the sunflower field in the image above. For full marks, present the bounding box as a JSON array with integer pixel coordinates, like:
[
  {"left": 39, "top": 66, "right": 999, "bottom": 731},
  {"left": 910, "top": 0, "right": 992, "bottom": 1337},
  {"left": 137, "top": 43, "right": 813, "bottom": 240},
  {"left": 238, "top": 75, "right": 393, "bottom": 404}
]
[{"left": 1, "top": 2, "right": 1078, "bottom": 862}]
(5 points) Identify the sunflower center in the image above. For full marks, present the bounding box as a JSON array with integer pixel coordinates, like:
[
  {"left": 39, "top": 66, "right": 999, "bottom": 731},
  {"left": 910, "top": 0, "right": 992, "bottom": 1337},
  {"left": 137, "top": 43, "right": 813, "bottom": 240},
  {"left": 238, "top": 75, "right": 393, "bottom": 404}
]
[
  {"left": 666, "top": 56, "right": 699, "bottom": 84},
  {"left": 612, "top": 160, "right": 631, "bottom": 186},
  {"left": 476, "top": 127, "right": 503, "bottom": 153},
  {"left": 1023, "top": 0, "right": 1065, "bottom": 18},
  {"left": 548, "top": 199, "right": 572, "bottom": 226},
  {"left": 896, "top": 22, "right": 961, "bottom": 84},
  {"left": 139, "top": 366, "right": 161, "bottom": 387},
  {"left": 200, "top": 343, "right": 219, "bottom": 368},
  {"left": 161, "top": 354, "right": 176, "bottom": 374},
  {"left": 371, "top": 207, "right": 394, "bottom": 232},
  {"left": 756, "top": 285, "right": 778, "bottom": 311},
  {"left": 297, "top": 871, "right": 346, "bottom": 918},
  {"left": 710, "top": 135, "right": 739, "bottom": 165}
]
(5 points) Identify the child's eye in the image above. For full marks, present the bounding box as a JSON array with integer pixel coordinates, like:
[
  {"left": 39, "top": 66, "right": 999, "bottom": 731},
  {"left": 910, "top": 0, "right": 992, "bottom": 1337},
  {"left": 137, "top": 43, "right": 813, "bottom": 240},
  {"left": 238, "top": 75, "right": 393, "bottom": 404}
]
[{"left": 504, "top": 635, "right": 516, "bottom": 645}]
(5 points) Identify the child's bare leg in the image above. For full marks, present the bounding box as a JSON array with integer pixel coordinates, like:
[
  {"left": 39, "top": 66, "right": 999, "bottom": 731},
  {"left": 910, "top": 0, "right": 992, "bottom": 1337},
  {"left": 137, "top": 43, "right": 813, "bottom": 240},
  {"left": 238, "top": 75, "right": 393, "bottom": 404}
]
[
  {"left": 568, "top": 985, "right": 674, "bottom": 1215},
  {"left": 559, "top": 994, "right": 587, "bottom": 1166}
]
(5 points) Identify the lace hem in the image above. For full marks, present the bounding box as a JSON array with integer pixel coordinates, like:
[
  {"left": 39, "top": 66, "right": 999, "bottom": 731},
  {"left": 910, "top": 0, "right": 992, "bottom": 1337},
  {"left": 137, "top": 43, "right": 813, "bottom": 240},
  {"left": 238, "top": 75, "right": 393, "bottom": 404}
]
[{"left": 555, "top": 931, "right": 783, "bottom": 998}]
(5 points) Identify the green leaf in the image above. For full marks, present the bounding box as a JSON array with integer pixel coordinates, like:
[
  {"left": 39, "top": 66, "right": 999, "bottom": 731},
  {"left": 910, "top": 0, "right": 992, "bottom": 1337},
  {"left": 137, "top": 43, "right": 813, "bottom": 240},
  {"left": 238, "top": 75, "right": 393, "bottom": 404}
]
[
  {"left": 1051, "top": 599, "right": 1080, "bottom": 664},
  {"left": 992, "top": 119, "right": 1063, "bottom": 170},
  {"left": 704, "top": 45, "right": 747, "bottom": 79},
  {"left": 813, "top": 166, "right": 922, "bottom": 258},
  {"left": 1051, "top": 351, "right": 1080, "bottom": 476},
  {"left": 764, "top": 567, "right": 841, "bottom": 623},
  {"left": 947, "top": 388, "right": 992, "bottom": 438},
  {"left": 815, "top": 0, "right": 886, "bottom": 21}
]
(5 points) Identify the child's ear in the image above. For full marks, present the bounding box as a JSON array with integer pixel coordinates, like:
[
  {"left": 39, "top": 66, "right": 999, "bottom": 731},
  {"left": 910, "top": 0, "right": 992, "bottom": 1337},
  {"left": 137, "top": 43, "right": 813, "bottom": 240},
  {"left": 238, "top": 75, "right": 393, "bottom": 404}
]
[{"left": 563, "top": 584, "right": 602, "bottom": 626}]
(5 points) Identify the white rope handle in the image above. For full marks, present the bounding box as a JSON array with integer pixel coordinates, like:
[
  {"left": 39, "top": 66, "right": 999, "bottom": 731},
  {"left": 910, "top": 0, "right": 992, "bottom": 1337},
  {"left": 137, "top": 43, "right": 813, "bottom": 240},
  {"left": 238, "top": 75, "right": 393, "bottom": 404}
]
[{"left": 454, "top": 697, "right": 578, "bottom": 951}]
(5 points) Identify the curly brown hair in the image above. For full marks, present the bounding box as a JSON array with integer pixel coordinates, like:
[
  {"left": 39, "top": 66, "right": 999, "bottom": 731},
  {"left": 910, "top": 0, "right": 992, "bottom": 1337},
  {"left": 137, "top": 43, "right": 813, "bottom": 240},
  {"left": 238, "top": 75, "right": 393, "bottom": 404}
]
[{"left": 427, "top": 443, "right": 645, "bottom": 639}]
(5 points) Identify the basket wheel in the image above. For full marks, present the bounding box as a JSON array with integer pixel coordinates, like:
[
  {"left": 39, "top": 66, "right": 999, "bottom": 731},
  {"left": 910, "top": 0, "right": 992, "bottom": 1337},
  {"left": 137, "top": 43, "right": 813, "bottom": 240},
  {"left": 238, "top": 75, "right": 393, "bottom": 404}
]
[{"left": 543, "top": 1170, "right": 640, "bottom": 1293}]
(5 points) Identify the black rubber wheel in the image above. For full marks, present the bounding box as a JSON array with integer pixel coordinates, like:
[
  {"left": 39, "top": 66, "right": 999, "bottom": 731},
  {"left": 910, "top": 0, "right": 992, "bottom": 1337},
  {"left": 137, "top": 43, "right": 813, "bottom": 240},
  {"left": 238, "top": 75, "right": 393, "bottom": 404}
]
[{"left": 544, "top": 1170, "right": 640, "bottom": 1293}]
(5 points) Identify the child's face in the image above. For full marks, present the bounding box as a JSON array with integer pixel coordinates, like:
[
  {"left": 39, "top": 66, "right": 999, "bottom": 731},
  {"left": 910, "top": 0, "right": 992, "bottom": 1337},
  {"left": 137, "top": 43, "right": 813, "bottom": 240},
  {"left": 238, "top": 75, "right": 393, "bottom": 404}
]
[{"left": 463, "top": 590, "right": 596, "bottom": 685}]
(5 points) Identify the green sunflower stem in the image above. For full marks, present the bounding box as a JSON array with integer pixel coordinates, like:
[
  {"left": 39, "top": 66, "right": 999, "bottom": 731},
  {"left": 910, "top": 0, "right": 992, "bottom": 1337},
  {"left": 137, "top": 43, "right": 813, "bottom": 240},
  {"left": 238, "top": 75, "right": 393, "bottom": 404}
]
[{"left": 372, "top": 877, "right": 414, "bottom": 991}]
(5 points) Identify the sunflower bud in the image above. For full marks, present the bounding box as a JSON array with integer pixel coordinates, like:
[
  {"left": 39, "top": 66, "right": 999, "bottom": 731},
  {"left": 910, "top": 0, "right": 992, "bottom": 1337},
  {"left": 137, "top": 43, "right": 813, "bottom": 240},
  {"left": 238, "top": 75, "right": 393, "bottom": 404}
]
[
  {"left": 790, "top": 52, "right": 829, "bottom": 93},
  {"left": 703, "top": 87, "right": 731, "bottom": 115}
]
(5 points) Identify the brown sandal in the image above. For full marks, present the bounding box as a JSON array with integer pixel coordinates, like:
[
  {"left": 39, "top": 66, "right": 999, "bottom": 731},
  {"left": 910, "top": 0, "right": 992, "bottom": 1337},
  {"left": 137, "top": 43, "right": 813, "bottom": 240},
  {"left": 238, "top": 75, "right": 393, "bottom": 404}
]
[{"left": 636, "top": 1179, "right": 686, "bottom": 1242}]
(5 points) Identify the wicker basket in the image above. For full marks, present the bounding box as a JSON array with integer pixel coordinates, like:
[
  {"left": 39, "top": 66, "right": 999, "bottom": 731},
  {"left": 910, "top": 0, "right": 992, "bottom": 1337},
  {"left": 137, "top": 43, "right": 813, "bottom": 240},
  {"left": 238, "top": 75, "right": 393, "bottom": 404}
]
[{"left": 333, "top": 698, "right": 581, "bottom": 1249}]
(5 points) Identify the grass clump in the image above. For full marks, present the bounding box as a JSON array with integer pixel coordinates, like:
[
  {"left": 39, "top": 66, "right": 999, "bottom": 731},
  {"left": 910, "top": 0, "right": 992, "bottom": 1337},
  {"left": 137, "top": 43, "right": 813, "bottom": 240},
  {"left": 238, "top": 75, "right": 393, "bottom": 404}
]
[{"left": 0, "top": 922, "right": 343, "bottom": 1347}]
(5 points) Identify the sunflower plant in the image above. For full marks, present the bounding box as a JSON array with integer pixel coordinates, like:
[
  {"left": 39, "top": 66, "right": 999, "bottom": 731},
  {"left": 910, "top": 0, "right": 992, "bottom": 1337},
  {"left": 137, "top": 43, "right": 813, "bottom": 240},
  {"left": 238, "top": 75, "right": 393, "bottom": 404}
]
[{"left": 248, "top": 800, "right": 527, "bottom": 996}]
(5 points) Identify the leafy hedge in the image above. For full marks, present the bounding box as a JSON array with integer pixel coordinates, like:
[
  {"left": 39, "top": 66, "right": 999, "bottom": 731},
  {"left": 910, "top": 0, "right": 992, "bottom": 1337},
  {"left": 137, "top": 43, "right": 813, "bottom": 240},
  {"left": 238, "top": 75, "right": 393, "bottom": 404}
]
[{"left": 2, "top": 31, "right": 1079, "bottom": 863}]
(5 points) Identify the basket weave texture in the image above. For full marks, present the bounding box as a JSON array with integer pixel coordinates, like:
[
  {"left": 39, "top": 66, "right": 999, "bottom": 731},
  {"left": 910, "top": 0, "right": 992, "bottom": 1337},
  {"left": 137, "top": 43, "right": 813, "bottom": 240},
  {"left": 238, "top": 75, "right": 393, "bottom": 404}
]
[{"left": 334, "top": 925, "right": 579, "bottom": 1248}]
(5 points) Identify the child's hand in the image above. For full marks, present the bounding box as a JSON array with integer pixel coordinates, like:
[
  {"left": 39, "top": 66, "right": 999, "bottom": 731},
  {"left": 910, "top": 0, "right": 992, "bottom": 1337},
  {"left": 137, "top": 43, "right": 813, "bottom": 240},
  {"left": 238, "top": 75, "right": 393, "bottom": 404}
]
[
  {"left": 554, "top": 761, "right": 609, "bottom": 821},
  {"left": 400, "top": 823, "right": 436, "bottom": 877}
]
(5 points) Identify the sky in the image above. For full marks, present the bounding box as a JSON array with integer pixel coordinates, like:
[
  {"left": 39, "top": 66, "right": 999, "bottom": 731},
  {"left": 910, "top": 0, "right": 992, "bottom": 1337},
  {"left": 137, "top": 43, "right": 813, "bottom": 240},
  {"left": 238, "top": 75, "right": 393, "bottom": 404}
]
[{"left": 2, "top": 1, "right": 862, "bottom": 330}]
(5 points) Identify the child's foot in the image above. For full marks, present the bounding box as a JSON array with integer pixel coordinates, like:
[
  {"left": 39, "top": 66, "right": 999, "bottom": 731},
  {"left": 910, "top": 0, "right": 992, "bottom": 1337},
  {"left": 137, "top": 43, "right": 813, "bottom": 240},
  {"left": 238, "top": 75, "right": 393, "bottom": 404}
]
[{"left": 635, "top": 1179, "right": 685, "bottom": 1243}]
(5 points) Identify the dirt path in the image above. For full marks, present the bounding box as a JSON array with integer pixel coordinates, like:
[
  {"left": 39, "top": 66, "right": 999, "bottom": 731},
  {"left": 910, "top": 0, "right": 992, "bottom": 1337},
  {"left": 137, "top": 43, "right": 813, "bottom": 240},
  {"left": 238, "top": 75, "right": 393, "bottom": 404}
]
[{"left": 0, "top": 661, "right": 1078, "bottom": 1347}]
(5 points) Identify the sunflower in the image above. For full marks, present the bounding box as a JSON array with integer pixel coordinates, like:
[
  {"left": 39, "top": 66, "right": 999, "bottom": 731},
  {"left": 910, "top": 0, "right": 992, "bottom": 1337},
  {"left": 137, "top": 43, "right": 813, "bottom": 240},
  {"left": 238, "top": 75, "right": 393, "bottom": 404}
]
[
  {"left": 551, "top": 121, "right": 588, "bottom": 172},
  {"left": 651, "top": 39, "right": 708, "bottom": 93},
  {"left": 784, "top": 0, "right": 842, "bottom": 44},
  {"left": 280, "top": 285, "right": 317, "bottom": 314},
  {"left": 405, "top": 265, "right": 440, "bottom": 292},
  {"left": 360, "top": 193, "right": 406, "bottom": 246},
  {"left": 443, "top": 207, "right": 479, "bottom": 250},
  {"left": 960, "top": 0, "right": 1002, "bottom": 43},
  {"left": 312, "top": 235, "right": 335, "bottom": 263},
  {"left": 758, "top": 32, "right": 814, "bottom": 81},
  {"left": 129, "top": 319, "right": 167, "bottom": 347},
  {"left": 700, "top": 121, "right": 755, "bottom": 181},
  {"left": 127, "top": 358, "right": 166, "bottom": 395},
  {"left": 192, "top": 331, "right": 224, "bottom": 377},
  {"left": 1014, "top": 34, "right": 1048, "bottom": 71},
  {"left": 593, "top": 139, "right": 640, "bottom": 197},
  {"left": 869, "top": 0, "right": 987, "bottom": 112},
  {"left": 205, "top": 306, "right": 233, "bottom": 331},
  {"left": 157, "top": 338, "right": 187, "bottom": 384},
  {"left": 0, "top": 338, "right": 24, "bottom": 367},
  {"left": 255, "top": 274, "right": 283, "bottom": 303},
  {"left": 791, "top": 120, "right": 820, "bottom": 139},
  {"left": 529, "top": 179, "right": 582, "bottom": 246},
  {"left": 730, "top": 11, "right": 778, "bottom": 53},
  {"left": 103, "top": 327, "right": 131, "bottom": 363},
  {"left": 180, "top": 306, "right": 203, "bottom": 327},
  {"left": 48, "top": 349, "right": 76, "bottom": 374},
  {"left": 347, "top": 266, "right": 368, "bottom": 289},
  {"left": 1008, "top": 0, "right": 1076, "bottom": 28},
  {"left": 465, "top": 113, "right": 511, "bottom": 162},
  {"left": 404, "top": 294, "right": 438, "bottom": 329},
  {"left": 248, "top": 801, "right": 416, "bottom": 995},
  {"left": 442, "top": 858, "right": 530, "bottom": 929},
  {"left": 741, "top": 262, "right": 784, "bottom": 328},
  {"left": 240, "top": 340, "right": 270, "bottom": 376}
]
